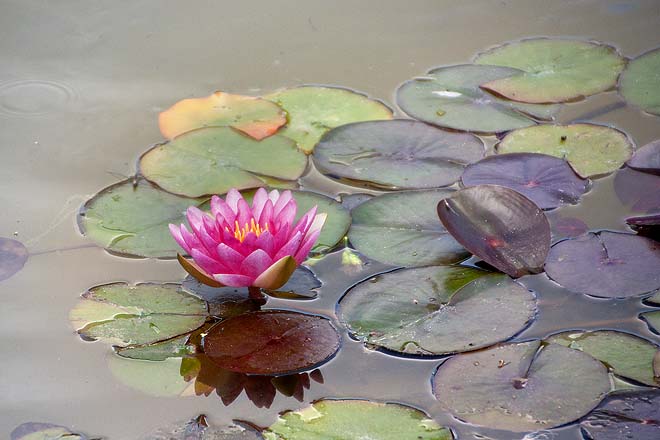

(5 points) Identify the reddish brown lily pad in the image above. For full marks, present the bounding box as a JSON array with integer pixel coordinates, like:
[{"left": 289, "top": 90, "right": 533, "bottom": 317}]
[
  {"left": 626, "top": 139, "right": 660, "bottom": 176},
  {"left": 159, "top": 91, "right": 286, "bottom": 140},
  {"left": 0, "top": 237, "right": 28, "bottom": 281},
  {"left": 544, "top": 231, "right": 660, "bottom": 298},
  {"left": 437, "top": 185, "right": 551, "bottom": 277},
  {"left": 626, "top": 214, "right": 660, "bottom": 240},
  {"left": 461, "top": 153, "right": 588, "bottom": 209},
  {"left": 203, "top": 310, "right": 340, "bottom": 375}
]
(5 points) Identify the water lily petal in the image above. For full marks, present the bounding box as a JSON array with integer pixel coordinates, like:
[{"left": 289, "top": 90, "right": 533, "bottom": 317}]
[
  {"left": 255, "top": 230, "right": 275, "bottom": 257},
  {"left": 177, "top": 253, "right": 224, "bottom": 287},
  {"left": 275, "top": 199, "right": 297, "bottom": 231},
  {"left": 236, "top": 198, "right": 253, "bottom": 230},
  {"left": 240, "top": 249, "right": 274, "bottom": 278},
  {"left": 274, "top": 231, "right": 303, "bottom": 261},
  {"left": 252, "top": 255, "right": 298, "bottom": 289},
  {"left": 305, "top": 213, "right": 327, "bottom": 238},
  {"left": 191, "top": 248, "right": 230, "bottom": 274},
  {"left": 213, "top": 273, "right": 254, "bottom": 287},
  {"left": 290, "top": 206, "right": 318, "bottom": 238},
  {"left": 180, "top": 225, "right": 202, "bottom": 253},
  {"left": 294, "top": 229, "right": 321, "bottom": 263},
  {"left": 169, "top": 224, "right": 191, "bottom": 254},
  {"left": 268, "top": 189, "right": 281, "bottom": 204},
  {"left": 273, "top": 190, "right": 293, "bottom": 216},
  {"left": 251, "top": 187, "right": 269, "bottom": 220},
  {"left": 217, "top": 243, "right": 245, "bottom": 271},
  {"left": 225, "top": 188, "right": 243, "bottom": 212},
  {"left": 211, "top": 195, "right": 236, "bottom": 226},
  {"left": 186, "top": 206, "right": 206, "bottom": 235},
  {"left": 258, "top": 199, "right": 274, "bottom": 229}
]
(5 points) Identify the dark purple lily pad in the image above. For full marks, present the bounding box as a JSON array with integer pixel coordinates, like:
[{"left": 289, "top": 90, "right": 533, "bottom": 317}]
[
  {"left": 580, "top": 390, "right": 660, "bottom": 440},
  {"left": 203, "top": 310, "right": 340, "bottom": 375},
  {"left": 461, "top": 153, "right": 588, "bottom": 209},
  {"left": 544, "top": 231, "right": 660, "bottom": 298},
  {"left": 614, "top": 168, "right": 660, "bottom": 213},
  {"left": 627, "top": 213, "right": 660, "bottom": 240},
  {"left": 626, "top": 139, "right": 660, "bottom": 175},
  {"left": 0, "top": 237, "right": 28, "bottom": 281},
  {"left": 313, "top": 120, "right": 485, "bottom": 189},
  {"left": 11, "top": 422, "right": 89, "bottom": 440},
  {"left": 437, "top": 185, "right": 551, "bottom": 277},
  {"left": 433, "top": 341, "right": 611, "bottom": 432}
]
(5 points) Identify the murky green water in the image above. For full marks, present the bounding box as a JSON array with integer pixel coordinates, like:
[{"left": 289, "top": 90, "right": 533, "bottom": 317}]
[{"left": 1, "top": 0, "right": 660, "bottom": 438}]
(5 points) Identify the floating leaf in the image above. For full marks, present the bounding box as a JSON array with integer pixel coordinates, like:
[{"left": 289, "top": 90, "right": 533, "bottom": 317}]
[
  {"left": 313, "top": 120, "right": 484, "bottom": 189},
  {"left": 433, "top": 341, "right": 610, "bottom": 432},
  {"left": 497, "top": 124, "right": 633, "bottom": 178},
  {"left": 461, "top": 153, "right": 588, "bottom": 209},
  {"left": 0, "top": 237, "right": 28, "bottom": 281},
  {"left": 548, "top": 214, "right": 589, "bottom": 239},
  {"left": 626, "top": 139, "right": 660, "bottom": 175},
  {"left": 580, "top": 390, "right": 660, "bottom": 440},
  {"left": 265, "top": 86, "right": 393, "bottom": 153},
  {"left": 159, "top": 91, "right": 287, "bottom": 140},
  {"left": 348, "top": 190, "right": 469, "bottom": 267},
  {"left": 627, "top": 213, "right": 660, "bottom": 240},
  {"left": 643, "top": 311, "right": 660, "bottom": 335},
  {"left": 70, "top": 282, "right": 208, "bottom": 346},
  {"left": 79, "top": 179, "right": 205, "bottom": 258},
  {"left": 263, "top": 399, "right": 452, "bottom": 440},
  {"left": 140, "top": 127, "right": 307, "bottom": 197},
  {"left": 547, "top": 330, "right": 660, "bottom": 386},
  {"left": 203, "top": 310, "right": 340, "bottom": 375},
  {"left": 396, "top": 64, "right": 559, "bottom": 133},
  {"left": 339, "top": 267, "right": 536, "bottom": 355},
  {"left": 619, "top": 47, "right": 660, "bottom": 116},
  {"left": 116, "top": 334, "right": 193, "bottom": 361},
  {"left": 340, "top": 193, "right": 373, "bottom": 211},
  {"left": 437, "top": 185, "right": 550, "bottom": 277},
  {"left": 614, "top": 168, "right": 660, "bottom": 213},
  {"left": 108, "top": 355, "right": 190, "bottom": 397},
  {"left": 647, "top": 291, "right": 660, "bottom": 306},
  {"left": 141, "top": 415, "right": 263, "bottom": 440},
  {"left": 475, "top": 38, "right": 625, "bottom": 103},
  {"left": 544, "top": 231, "right": 660, "bottom": 298},
  {"left": 11, "top": 423, "right": 90, "bottom": 440}
]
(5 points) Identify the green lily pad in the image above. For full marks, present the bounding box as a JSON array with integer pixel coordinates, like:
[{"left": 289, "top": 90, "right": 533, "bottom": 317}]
[
  {"left": 433, "top": 341, "right": 611, "bottom": 432},
  {"left": 547, "top": 330, "right": 660, "bottom": 386},
  {"left": 339, "top": 267, "right": 536, "bottom": 355},
  {"left": 79, "top": 178, "right": 205, "bottom": 258},
  {"left": 70, "top": 282, "right": 208, "bottom": 347},
  {"left": 242, "top": 189, "right": 351, "bottom": 253},
  {"left": 11, "top": 423, "right": 90, "bottom": 440},
  {"left": 313, "top": 119, "right": 485, "bottom": 189},
  {"left": 647, "top": 291, "right": 660, "bottom": 305},
  {"left": 475, "top": 38, "right": 626, "bottom": 103},
  {"left": 263, "top": 399, "right": 453, "bottom": 440},
  {"left": 619, "top": 47, "right": 660, "bottom": 116},
  {"left": 116, "top": 334, "right": 194, "bottom": 361},
  {"left": 496, "top": 123, "right": 633, "bottom": 178},
  {"left": 396, "top": 64, "right": 559, "bottom": 133},
  {"left": 265, "top": 86, "right": 393, "bottom": 153},
  {"left": 108, "top": 355, "right": 191, "bottom": 397},
  {"left": 348, "top": 190, "right": 469, "bottom": 267},
  {"left": 140, "top": 126, "right": 307, "bottom": 197},
  {"left": 643, "top": 311, "right": 660, "bottom": 335}
]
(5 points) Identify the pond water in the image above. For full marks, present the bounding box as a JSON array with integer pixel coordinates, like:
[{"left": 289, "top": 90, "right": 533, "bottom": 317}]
[{"left": 1, "top": 1, "right": 660, "bottom": 439}]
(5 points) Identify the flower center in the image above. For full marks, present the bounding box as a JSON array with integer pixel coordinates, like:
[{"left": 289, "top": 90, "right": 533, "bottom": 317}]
[{"left": 227, "top": 218, "right": 268, "bottom": 242}]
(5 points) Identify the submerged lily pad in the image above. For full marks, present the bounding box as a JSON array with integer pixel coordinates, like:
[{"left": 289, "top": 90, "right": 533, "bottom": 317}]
[
  {"left": 263, "top": 399, "right": 452, "bottom": 440},
  {"left": 627, "top": 213, "right": 660, "bottom": 240},
  {"left": 496, "top": 124, "right": 633, "bottom": 178},
  {"left": 580, "top": 390, "right": 660, "bottom": 440},
  {"left": 0, "top": 237, "right": 28, "bottom": 281},
  {"left": 461, "top": 153, "right": 589, "bottom": 209},
  {"left": 437, "top": 185, "right": 550, "bottom": 277},
  {"left": 614, "top": 168, "right": 660, "bottom": 213},
  {"left": 348, "top": 190, "right": 469, "bottom": 267},
  {"left": 642, "top": 311, "right": 660, "bottom": 335},
  {"left": 548, "top": 215, "right": 589, "bottom": 239},
  {"left": 79, "top": 179, "right": 205, "bottom": 258},
  {"left": 11, "top": 423, "right": 89, "bottom": 440},
  {"left": 433, "top": 341, "right": 610, "bottom": 432},
  {"left": 108, "top": 355, "right": 190, "bottom": 397},
  {"left": 475, "top": 38, "right": 625, "bottom": 103},
  {"left": 544, "top": 231, "right": 660, "bottom": 298},
  {"left": 142, "top": 415, "right": 264, "bottom": 440},
  {"left": 339, "top": 267, "right": 536, "bottom": 355},
  {"left": 159, "top": 91, "right": 287, "bottom": 140},
  {"left": 313, "top": 120, "right": 484, "bottom": 189},
  {"left": 140, "top": 127, "right": 307, "bottom": 197},
  {"left": 626, "top": 139, "right": 660, "bottom": 175},
  {"left": 70, "top": 282, "right": 208, "bottom": 347},
  {"left": 203, "top": 310, "right": 340, "bottom": 375},
  {"left": 547, "top": 330, "right": 660, "bottom": 386},
  {"left": 396, "top": 64, "right": 559, "bottom": 133},
  {"left": 265, "top": 86, "right": 393, "bottom": 153},
  {"left": 619, "top": 47, "right": 660, "bottom": 116}
]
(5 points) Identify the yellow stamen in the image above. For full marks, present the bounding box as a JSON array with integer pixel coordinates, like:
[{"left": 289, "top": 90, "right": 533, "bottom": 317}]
[{"left": 225, "top": 218, "right": 268, "bottom": 242}]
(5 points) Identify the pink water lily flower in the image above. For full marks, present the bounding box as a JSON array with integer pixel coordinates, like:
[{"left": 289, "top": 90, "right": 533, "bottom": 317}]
[{"left": 170, "top": 188, "right": 326, "bottom": 290}]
